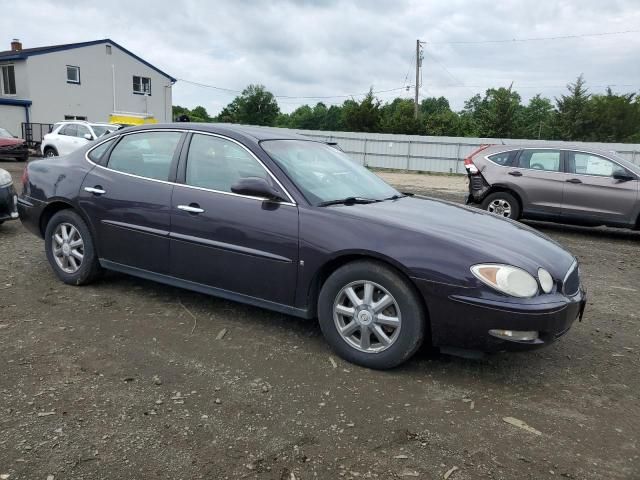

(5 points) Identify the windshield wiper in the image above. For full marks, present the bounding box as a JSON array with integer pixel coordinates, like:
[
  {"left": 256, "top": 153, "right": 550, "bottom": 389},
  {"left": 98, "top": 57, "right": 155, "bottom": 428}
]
[
  {"left": 317, "top": 197, "right": 380, "bottom": 207},
  {"left": 382, "top": 194, "right": 406, "bottom": 201}
]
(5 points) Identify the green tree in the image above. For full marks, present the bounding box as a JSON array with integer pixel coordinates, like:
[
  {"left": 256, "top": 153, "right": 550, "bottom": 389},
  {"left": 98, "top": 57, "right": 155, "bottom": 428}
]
[
  {"left": 555, "top": 75, "right": 591, "bottom": 141},
  {"left": 520, "top": 94, "right": 556, "bottom": 139},
  {"left": 216, "top": 84, "right": 280, "bottom": 126},
  {"left": 342, "top": 90, "right": 382, "bottom": 132},
  {"left": 190, "top": 105, "right": 212, "bottom": 122},
  {"left": 380, "top": 98, "right": 424, "bottom": 135},
  {"left": 585, "top": 88, "right": 640, "bottom": 142}
]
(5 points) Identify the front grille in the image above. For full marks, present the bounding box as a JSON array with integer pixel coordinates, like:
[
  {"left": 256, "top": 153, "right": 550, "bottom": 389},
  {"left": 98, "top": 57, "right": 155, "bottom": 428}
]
[{"left": 563, "top": 262, "right": 580, "bottom": 297}]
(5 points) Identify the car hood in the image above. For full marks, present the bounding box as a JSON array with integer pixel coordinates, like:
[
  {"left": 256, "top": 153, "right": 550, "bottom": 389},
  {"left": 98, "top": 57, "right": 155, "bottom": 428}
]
[
  {"left": 329, "top": 195, "right": 576, "bottom": 281},
  {"left": 0, "top": 137, "right": 24, "bottom": 147}
]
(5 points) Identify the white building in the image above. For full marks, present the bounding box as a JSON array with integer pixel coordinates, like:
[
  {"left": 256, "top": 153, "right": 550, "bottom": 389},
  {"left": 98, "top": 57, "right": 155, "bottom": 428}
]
[{"left": 0, "top": 38, "right": 175, "bottom": 137}]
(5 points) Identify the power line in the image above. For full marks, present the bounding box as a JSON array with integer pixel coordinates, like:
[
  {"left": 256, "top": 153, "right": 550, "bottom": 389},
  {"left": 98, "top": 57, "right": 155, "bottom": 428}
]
[
  {"left": 177, "top": 78, "right": 411, "bottom": 100},
  {"left": 428, "top": 83, "right": 639, "bottom": 89},
  {"left": 426, "top": 28, "right": 640, "bottom": 45}
]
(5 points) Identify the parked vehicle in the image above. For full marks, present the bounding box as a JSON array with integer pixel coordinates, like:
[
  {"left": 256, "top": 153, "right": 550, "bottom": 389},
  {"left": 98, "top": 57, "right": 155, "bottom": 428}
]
[
  {"left": 41, "top": 121, "right": 118, "bottom": 157},
  {"left": 18, "top": 124, "right": 585, "bottom": 369},
  {"left": 0, "top": 168, "right": 18, "bottom": 224},
  {"left": 465, "top": 144, "right": 640, "bottom": 229},
  {"left": 0, "top": 127, "right": 28, "bottom": 161}
]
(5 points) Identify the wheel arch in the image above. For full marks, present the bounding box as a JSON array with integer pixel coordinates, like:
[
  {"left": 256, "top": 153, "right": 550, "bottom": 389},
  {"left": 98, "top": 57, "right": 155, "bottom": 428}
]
[
  {"left": 483, "top": 185, "right": 525, "bottom": 216},
  {"left": 307, "top": 251, "right": 430, "bottom": 323},
  {"left": 39, "top": 200, "right": 95, "bottom": 241}
]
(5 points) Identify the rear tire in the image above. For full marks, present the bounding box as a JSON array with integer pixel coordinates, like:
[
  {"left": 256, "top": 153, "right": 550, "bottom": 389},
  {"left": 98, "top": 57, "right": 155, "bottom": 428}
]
[
  {"left": 43, "top": 147, "right": 57, "bottom": 158},
  {"left": 481, "top": 191, "right": 521, "bottom": 219},
  {"left": 44, "top": 210, "right": 102, "bottom": 285},
  {"left": 318, "top": 260, "right": 426, "bottom": 369}
]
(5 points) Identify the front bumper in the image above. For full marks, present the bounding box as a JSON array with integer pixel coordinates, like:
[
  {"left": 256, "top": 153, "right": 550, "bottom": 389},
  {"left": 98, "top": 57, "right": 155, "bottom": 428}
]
[
  {"left": 0, "top": 183, "right": 19, "bottom": 222},
  {"left": 0, "top": 143, "right": 28, "bottom": 160},
  {"left": 413, "top": 278, "right": 586, "bottom": 352}
]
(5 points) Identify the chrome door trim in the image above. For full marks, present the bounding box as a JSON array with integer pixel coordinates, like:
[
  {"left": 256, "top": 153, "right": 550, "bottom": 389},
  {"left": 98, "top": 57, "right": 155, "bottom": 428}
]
[{"left": 85, "top": 128, "right": 298, "bottom": 206}]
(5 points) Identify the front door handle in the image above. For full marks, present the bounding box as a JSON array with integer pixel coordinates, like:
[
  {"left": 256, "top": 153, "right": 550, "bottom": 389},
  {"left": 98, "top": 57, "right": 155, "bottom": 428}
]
[
  {"left": 84, "top": 186, "right": 106, "bottom": 195},
  {"left": 508, "top": 171, "right": 522, "bottom": 177},
  {"left": 177, "top": 204, "right": 205, "bottom": 214},
  {"left": 566, "top": 178, "right": 582, "bottom": 184}
]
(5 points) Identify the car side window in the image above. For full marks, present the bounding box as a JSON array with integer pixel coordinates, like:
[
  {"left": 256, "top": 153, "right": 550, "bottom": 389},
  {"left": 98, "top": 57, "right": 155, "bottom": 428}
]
[
  {"left": 568, "top": 152, "right": 619, "bottom": 177},
  {"left": 487, "top": 151, "right": 516, "bottom": 166},
  {"left": 76, "top": 124, "right": 91, "bottom": 139},
  {"left": 60, "top": 124, "right": 77, "bottom": 137},
  {"left": 518, "top": 150, "right": 561, "bottom": 172},
  {"left": 106, "top": 131, "right": 182, "bottom": 181},
  {"left": 185, "top": 134, "right": 270, "bottom": 193},
  {"left": 88, "top": 139, "right": 116, "bottom": 163}
]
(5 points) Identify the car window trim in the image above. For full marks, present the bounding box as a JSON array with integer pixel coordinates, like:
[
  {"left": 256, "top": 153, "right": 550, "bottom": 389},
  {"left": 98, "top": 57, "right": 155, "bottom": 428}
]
[
  {"left": 85, "top": 128, "right": 297, "bottom": 206},
  {"left": 565, "top": 150, "right": 636, "bottom": 179},
  {"left": 175, "top": 131, "right": 297, "bottom": 205}
]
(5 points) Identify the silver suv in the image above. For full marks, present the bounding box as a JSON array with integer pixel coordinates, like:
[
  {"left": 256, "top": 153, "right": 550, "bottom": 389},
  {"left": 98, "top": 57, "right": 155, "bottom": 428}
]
[{"left": 465, "top": 145, "right": 640, "bottom": 229}]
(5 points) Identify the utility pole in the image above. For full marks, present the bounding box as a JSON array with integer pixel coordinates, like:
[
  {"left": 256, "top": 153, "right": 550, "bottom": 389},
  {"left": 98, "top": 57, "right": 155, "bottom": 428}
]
[{"left": 414, "top": 39, "right": 423, "bottom": 119}]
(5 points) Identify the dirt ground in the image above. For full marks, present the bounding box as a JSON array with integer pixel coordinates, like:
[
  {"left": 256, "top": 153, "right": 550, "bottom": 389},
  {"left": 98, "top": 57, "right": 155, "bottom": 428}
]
[{"left": 1, "top": 161, "right": 638, "bottom": 480}]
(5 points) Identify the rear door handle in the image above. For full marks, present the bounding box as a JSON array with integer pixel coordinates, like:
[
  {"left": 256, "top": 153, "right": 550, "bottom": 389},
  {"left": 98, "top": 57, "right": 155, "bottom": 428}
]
[
  {"left": 566, "top": 178, "right": 582, "bottom": 184},
  {"left": 508, "top": 171, "right": 522, "bottom": 177},
  {"left": 84, "top": 186, "right": 106, "bottom": 195},
  {"left": 177, "top": 204, "right": 204, "bottom": 214}
]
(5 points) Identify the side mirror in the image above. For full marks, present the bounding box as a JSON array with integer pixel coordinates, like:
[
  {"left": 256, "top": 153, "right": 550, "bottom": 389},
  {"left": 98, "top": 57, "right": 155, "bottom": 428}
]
[
  {"left": 230, "top": 177, "right": 285, "bottom": 201},
  {"left": 83, "top": 133, "right": 93, "bottom": 141},
  {"left": 613, "top": 170, "right": 636, "bottom": 181}
]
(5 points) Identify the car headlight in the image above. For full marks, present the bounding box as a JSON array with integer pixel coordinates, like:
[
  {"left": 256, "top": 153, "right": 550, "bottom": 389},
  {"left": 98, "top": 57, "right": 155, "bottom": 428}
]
[
  {"left": 538, "top": 268, "right": 554, "bottom": 294},
  {"left": 471, "top": 264, "right": 539, "bottom": 298},
  {"left": 0, "top": 169, "right": 12, "bottom": 187}
]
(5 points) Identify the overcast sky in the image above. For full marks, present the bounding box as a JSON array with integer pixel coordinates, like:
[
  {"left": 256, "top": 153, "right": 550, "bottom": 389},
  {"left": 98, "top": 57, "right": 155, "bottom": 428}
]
[{"left": 2, "top": 0, "right": 640, "bottom": 115}]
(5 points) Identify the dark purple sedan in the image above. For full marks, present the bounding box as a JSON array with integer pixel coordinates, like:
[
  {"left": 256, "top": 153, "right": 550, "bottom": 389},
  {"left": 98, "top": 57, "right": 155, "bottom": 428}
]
[{"left": 17, "top": 124, "right": 586, "bottom": 369}]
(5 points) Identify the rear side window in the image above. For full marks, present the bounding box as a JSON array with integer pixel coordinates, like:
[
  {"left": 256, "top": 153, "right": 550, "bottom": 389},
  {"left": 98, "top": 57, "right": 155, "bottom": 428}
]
[
  {"left": 106, "top": 132, "right": 182, "bottom": 181},
  {"left": 88, "top": 139, "right": 116, "bottom": 163},
  {"left": 487, "top": 151, "right": 517, "bottom": 166},
  {"left": 59, "top": 124, "right": 77, "bottom": 137},
  {"left": 185, "top": 134, "right": 270, "bottom": 193},
  {"left": 518, "top": 150, "right": 561, "bottom": 172},
  {"left": 76, "top": 124, "right": 91, "bottom": 139}
]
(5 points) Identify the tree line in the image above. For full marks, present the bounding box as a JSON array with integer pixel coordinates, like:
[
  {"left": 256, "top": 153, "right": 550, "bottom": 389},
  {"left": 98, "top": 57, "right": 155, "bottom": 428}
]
[{"left": 173, "top": 76, "right": 640, "bottom": 143}]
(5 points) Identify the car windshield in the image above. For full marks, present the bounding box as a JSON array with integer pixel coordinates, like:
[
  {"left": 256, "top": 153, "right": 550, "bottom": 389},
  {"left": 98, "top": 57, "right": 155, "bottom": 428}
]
[
  {"left": 91, "top": 125, "right": 116, "bottom": 137},
  {"left": 261, "top": 140, "right": 400, "bottom": 205},
  {"left": 0, "top": 128, "right": 14, "bottom": 138}
]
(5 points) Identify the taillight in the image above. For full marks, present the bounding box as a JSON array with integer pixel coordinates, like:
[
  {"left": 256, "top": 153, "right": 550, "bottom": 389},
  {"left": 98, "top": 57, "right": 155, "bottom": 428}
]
[
  {"left": 464, "top": 144, "right": 491, "bottom": 174},
  {"left": 21, "top": 164, "right": 29, "bottom": 188}
]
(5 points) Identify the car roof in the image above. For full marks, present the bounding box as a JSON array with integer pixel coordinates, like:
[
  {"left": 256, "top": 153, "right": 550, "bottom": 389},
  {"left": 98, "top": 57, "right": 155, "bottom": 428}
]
[{"left": 120, "top": 123, "right": 312, "bottom": 142}]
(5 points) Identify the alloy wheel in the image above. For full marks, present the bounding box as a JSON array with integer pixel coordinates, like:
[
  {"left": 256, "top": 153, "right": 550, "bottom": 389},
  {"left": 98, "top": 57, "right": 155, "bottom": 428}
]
[
  {"left": 333, "top": 280, "right": 402, "bottom": 353},
  {"left": 487, "top": 199, "right": 512, "bottom": 217},
  {"left": 52, "top": 222, "right": 84, "bottom": 273}
]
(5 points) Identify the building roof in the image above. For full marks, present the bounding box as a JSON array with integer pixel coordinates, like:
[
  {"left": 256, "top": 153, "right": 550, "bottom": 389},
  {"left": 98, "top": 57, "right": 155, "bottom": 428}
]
[{"left": 0, "top": 39, "right": 175, "bottom": 82}]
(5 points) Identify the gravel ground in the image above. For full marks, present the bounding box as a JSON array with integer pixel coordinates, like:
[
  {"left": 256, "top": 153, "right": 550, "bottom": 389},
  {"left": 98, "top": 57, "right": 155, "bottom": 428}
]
[{"left": 0, "top": 160, "right": 638, "bottom": 480}]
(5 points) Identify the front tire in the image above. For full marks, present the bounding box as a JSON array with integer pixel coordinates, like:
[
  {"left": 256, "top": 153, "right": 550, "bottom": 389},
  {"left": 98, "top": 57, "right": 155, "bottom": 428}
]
[
  {"left": 481, "top": 191, "right": 521, "bottom": 219},
  {"left": 43, "top": 147, "right": 57, "bottom": 158},
  {"left": 318, "top": 260, "right": 426, "bottom": 369},
  {"left": 44, "top": 210, "right": 102, "bottom": 285}
]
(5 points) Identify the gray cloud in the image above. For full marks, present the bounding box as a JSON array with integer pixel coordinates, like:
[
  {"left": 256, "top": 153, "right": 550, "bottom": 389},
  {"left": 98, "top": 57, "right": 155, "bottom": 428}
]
[{"left": 2, "top": 0, "right": 639, "bottom": 114}]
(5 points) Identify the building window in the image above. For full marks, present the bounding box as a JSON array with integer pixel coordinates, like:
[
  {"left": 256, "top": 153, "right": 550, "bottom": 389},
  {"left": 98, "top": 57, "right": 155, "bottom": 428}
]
[
  {"left": 66, "top": 65, "right": 80, "bottom": 84},
  {"left": 106, "top": 45, "right": 112, "bottom": 55},
  {"left": 1, "top": 64, "right": 16, "bottom": 95},
  {"left": 133, "top": 76, "right": 151, "bottom": 95},
  {"left": 64, "top": 115, "right": 87, "bottom": 120}
]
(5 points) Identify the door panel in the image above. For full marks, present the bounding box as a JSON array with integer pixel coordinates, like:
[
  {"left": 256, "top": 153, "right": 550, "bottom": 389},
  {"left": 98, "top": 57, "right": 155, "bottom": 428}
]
[
  {"left": 170, "top": 188, "right": 299, "bottom": 305},
  {"left": 169, "top": 133, "right": 299, "bottom": 306},
  {"left": 513, "top": 150, "right": 565, "bottom": 215},
  {"left": 562, "top": 151, "right": 638, "bottom": 224},
  {"left": 78, "top": 130, "right": 184, "bottom": 273},
  {"left": 79, "top": 167, "right": 174, "bottom": 273}
]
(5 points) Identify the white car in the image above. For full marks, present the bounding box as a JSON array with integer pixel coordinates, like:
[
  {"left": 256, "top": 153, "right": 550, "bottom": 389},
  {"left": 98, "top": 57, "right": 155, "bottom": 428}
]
[{"left": 41, "top": 121, "right": 118, "bottom": 157}]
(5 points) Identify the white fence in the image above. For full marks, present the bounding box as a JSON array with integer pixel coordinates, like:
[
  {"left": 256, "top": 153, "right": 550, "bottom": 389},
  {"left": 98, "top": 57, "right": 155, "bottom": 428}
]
[{"left": 276, "top": 128, "right": 640, "bottom": 174}]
